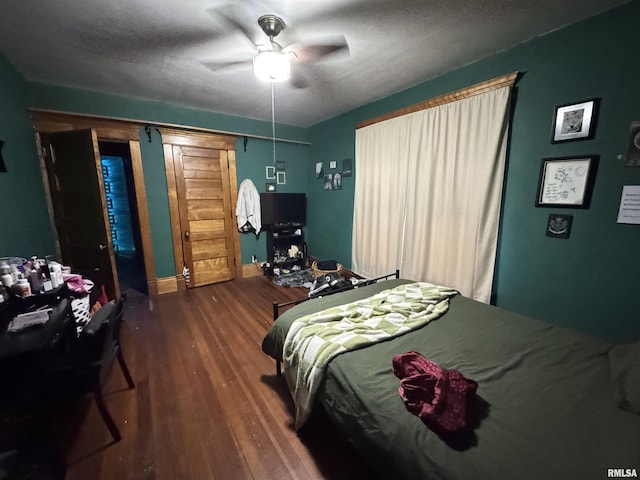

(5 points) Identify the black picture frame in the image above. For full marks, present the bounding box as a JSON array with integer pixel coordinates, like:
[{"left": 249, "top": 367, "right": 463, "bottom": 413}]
[
  {"left": 323, "top": 174, "right": 333, "bottom": 190},
  {"left": 551, "top": 98, "right": 600, "bottom": 143},
  {"left": 623, "top": 120, "right": 640, "bottom": 167},
  {"left": 342, "top": 158, "right": 353, "bottom": 177},
  {"left": 546, "top": 214, "right": 573, "bottom": 239},
  {"left": 535, "top": 155, "right": 599, "bottom": 208},
  {"left": 0, "top": 140, "right": 6, "bottom": 172}
]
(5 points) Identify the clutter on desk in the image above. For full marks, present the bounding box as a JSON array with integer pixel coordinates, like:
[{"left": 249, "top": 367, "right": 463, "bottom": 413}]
[
  {"left": 1, "top": 255, "right": 105, "bottom": 337},
  {"left": 7, "top": 308, "right": 52, "bottom": 332},
  {"left": 0, "top": 256, "right": 67, "bottom": 298}
]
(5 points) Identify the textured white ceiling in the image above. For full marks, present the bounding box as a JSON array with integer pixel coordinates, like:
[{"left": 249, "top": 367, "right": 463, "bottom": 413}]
[{"left": 0, "top": 0, "right": 630, "bottom": 127}]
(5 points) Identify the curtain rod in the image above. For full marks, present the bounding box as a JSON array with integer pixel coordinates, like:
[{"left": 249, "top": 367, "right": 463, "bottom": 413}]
[
  {"left": 28, "top": 108, "right": 311, "bottom": 145},
  {"left": 356, "top": 71, "right": 519, "bottom": 129}
]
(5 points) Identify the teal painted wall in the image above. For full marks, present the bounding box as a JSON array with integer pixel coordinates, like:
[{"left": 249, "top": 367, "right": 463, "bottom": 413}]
[
  {"left": 307, "top": 1, "right": 640, "bottom": 341},
  {"left": 0, "top": 56, "right": 55, "bottom": 258},
  {"left": 23, "top": 82, "right": 309, "bottom": 277},
  {"left": 137, "top": 126, "right": 175, "bottom": 277},
  {"left": 235, "top": 136, "right": 309, "bottom": 265},
  {"left": 306, "top": 125, "right": 355, "bottom": 264}
]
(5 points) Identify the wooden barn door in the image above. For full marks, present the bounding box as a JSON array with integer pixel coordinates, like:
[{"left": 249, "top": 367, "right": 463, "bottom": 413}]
[{"left": 161, "top": 129, "right": 239, "bottom": 289}]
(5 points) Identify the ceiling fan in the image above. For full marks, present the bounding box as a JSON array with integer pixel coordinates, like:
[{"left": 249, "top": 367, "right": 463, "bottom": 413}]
[{"left": 204, "top": 11, "right": 349, "bottom": 87}]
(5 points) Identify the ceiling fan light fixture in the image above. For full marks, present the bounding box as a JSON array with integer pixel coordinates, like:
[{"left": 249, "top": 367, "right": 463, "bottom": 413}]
[{"left": 253, "top": 50, "right": 290, "bottom": 82}]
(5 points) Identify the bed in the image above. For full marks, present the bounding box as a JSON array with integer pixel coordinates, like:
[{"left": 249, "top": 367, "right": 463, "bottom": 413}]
[{"left": 261, "top": 277, "right": 640, "bottom": 480}]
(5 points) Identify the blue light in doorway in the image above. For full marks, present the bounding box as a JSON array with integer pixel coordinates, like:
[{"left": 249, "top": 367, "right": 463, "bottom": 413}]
[{"left": 101, "top": 156, "right": 136, "bottom": 254}]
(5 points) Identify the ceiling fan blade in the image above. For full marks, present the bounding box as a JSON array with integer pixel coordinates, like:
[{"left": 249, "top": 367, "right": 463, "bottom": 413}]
[
  {"left": 205, "top": 5, "right": 257, "bottom": 47},
  {"left": 289, "top": 70, "right": 310, "bottom": 89},
  {"left": 202, "top": 59, "right": 252, "bottom": 73},
  {"left": 285, "top": 36, "right": 349, "bottom": 64}
]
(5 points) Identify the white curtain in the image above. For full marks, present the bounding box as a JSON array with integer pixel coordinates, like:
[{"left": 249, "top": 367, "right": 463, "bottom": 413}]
[{"left": 353, "top": 86, "right": 511, "bottom": 303}]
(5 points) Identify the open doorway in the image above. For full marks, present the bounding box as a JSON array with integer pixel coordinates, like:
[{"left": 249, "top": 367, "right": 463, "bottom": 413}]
[{"left": 99, "top": 141, "right": 147, "bottom": 295}]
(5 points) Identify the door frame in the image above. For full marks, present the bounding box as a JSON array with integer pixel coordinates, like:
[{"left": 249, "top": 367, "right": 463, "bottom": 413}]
[
  {"left": 158, "top": 128, "right": 241, "bottom": 290},
  {"left": 31, "top": 111, "right": 158, "bottom": 294}
]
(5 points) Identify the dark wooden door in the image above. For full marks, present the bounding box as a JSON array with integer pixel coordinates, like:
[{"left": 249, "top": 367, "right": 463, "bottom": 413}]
[{"left": 42, "top": 129, "right": 119, "bottom": 299}]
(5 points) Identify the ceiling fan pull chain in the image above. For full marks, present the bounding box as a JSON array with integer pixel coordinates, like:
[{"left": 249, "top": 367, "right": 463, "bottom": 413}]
[{"left": 271, "top": 82, "right": 276, "bottom": 167}]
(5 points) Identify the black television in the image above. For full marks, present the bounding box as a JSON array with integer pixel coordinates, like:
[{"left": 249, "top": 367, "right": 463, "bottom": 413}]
[{"left": 260, "top": 192, "right": 306, "bottom": 226}]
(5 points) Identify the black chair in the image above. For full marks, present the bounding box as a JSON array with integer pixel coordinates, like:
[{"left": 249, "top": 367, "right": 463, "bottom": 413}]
[{"left": 45, "top": 293, "right": 135, "bottom": 443}]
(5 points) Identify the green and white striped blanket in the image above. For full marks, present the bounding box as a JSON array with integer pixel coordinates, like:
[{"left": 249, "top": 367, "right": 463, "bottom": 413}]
[{"left": 283, "top": 281, "right": 458, "bottom": 429}]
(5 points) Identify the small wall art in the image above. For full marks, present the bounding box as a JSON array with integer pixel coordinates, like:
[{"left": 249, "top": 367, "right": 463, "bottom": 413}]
[
  {"left": 266, "top": 165, "right": 276, "bottom": 180},
  {"left": 551, "top": 98, "right": 600, "bottom": 143},
  {"left": 332, "top": 172, "right": 342, "bottom": 190},
  {"left": 315, "top": 162, "right": 324, "bottom": 178},
  {"left": 0, "top": 140, "right": 6, "bottom": 172},
  {"left": 342, "top": 158, "right": 352, "bottom": 177},
  {"left": 324, "top": 174, "right": 333, "bottom": 190},
  {"left": 535, "top": 155, "right": 599, "bottom": 208},
  {"left": 546, "top": 214, "right": 573, "bottom": 239},
  {"left": 624, "top": 120, "right": 640, "bottom": 167}
]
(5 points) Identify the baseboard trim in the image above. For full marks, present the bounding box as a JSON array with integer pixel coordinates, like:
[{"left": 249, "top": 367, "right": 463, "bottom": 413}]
[
  {"left": 152, "top": 268, "right": 260, "bottom": 295},
  {"left": 156, "top": 276, "right": 178, "bottom": 295},
  {"left": 241, "top": 263, "right": 264, "bottom": 278}
]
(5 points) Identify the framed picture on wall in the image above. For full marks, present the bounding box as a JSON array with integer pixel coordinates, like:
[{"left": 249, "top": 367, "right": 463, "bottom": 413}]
[
  {"left": 0, "top": 140, "right": 6, "bottom": 172},
  {"left": 266, "top": 165, "right": 276, "bottom": 180},
  {"left": 332, "top": 172, "right": 342, "bottom": 190},
  {"left": 545, "top": 214, "right": 573, "bottom": 239},
  {"left": 324, "top": 174, "right": 333, "bottom": 190},
  {"left": 342, "top": 158, "right": 352, "bottom": 177},
  {"left": 535, "top": 155, "right": 599, "bottom": 208},
  {"left": 623, "top": 120, "right": 640, "bottom": 167},
  {"left": 551, "top": 98, "right": 600, "bottom": 143}
]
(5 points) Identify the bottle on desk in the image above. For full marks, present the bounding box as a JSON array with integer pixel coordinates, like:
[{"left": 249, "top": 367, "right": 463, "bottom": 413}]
[
  {"left": 15, "top": 278, "right": 31, "bottom": 297},
  {"left": 26, "top": 265, "right": 41, "bottom": 294},
  {"left": 0, "top": 284, "right": 8, "bottom": 304},
  {"left": 40, "top": 272, "right": 53, "bottom": 293},
  {"left": 0, "top": 261, "right": 12, "bottom": 288},
  {"left": 0, "top": 261, "right": 10, "bottom": 276},
  {"left": 48, "top": 261, "right": 63, "bottom": 289}
]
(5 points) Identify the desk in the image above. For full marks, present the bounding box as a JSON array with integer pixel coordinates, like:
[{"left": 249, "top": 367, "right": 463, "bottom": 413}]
[
  {"left": 0, "top": 298, "right": 72, "bottom": 362},
  {"left": 0, "top": 299, "right": 71, "bottom": 479}
]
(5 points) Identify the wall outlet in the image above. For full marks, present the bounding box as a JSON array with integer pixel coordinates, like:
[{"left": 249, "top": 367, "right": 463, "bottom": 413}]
[{"left": 251, "top": 255, "right": 257, "bottom": 263}]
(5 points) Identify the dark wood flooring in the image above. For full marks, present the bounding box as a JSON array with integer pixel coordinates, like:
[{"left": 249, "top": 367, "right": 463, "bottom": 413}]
[{"left": 61, "top": 276, "right": 372, "bottom": 480}]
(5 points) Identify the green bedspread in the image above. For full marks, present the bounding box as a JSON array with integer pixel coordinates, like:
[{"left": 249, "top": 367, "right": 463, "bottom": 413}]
[
  {"left": 282, "top": 282, "right": 457, "bottom": 429},
  {"left": 261, "top": 280, "right": 640, "bottom": 479}
]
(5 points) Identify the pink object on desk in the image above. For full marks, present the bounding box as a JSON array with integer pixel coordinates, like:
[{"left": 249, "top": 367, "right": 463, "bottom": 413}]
[{"left": 63, "top": 274, "right": 94, "bottom": 294}]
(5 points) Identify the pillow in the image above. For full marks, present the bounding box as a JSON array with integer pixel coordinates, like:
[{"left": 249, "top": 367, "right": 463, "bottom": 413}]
[{"left": 609, "top": 340, "right": 640, "bottom": 414}]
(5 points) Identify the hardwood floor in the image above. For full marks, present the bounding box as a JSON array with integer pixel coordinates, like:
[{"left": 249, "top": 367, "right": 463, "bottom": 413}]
[{"left": 61, "top": 276, "right": 372, "bottom": 480}]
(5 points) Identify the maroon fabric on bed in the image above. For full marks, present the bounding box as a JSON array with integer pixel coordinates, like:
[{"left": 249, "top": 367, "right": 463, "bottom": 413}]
[{"left": 392, "top": 350, "right": 478, "bottom": 434}]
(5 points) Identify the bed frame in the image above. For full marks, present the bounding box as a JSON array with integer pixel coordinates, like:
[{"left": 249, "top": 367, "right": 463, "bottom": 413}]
[{"left": 271, "top": 269, "right": 400, "bottom": 375}]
